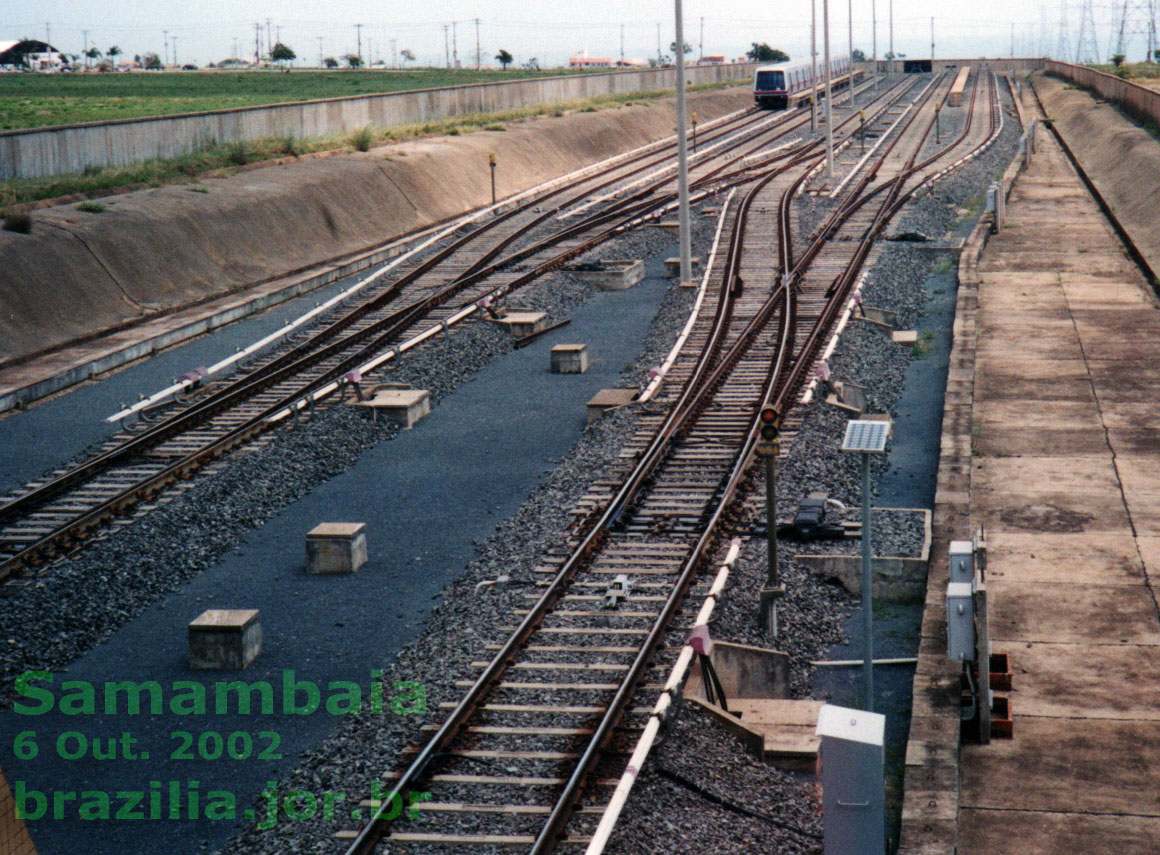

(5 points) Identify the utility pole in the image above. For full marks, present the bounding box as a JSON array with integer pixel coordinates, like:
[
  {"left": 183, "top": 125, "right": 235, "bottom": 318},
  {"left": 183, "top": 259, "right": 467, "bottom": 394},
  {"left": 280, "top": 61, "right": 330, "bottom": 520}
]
[
  {"left": 657, "top": 22, "right": 662, "bottom": 63},
  {"left": 824, "top": 0, "right": 834, "bottom": 179},
  {"left": 621, "top": 24, "right": 625, "bottom": 65},
  {"left": 317, "top": 36, "right": 323, "bottom": 67},
  {"left": 45, "top": 22, "right": 50, "bottom": 49},
  {"left": 699, "top": 16, "right": 704, "bottom": 60},
  {"left": 355, "top": 23, "right": 363, "bottom": 65},
  {"left": 889, "top": 0, "right": 894, "bottom": 71},
  {"left": 391, "top": 38, "right": 397, "bottom": 68},
  {"left": 474, "top": 18, "right": 481, "bottom": 70},
  {"left": 173, "top": 35, "right": 178, "bottom": 67},
  {"left": 674, "top": 0, "right": 693, "bottom": 286},
  {"left": 848, "top": 0, "right": 853, "bottom": 72},
  {"left": 930, "top": 17, "right": 933, "bottom": 63},
  {"left": 444, "top": 25, "right": 450, "bottom": 68},
  {"left": 161, "top": 29, "right": 166, "bottom": 67},
  {"left": 255, "top": 23, "right": 261, "bottom": 64},
  {"left": 276, "top": 26, "right": 281, "bottom": 47},
  {"left": 872, "top": 0, "right": 878, "bottom": 88},
  {"left": 452, "top": 21, "right": 458, "bottom": 68},
  {"left": 82, "top": 28, "right": 89, "bottom": 68},
  {"left": 811, "top": 0, "right": 818, "bottom": 131},
  {"left": 266, "top": 19, "right": 272, "bottom": 58}
]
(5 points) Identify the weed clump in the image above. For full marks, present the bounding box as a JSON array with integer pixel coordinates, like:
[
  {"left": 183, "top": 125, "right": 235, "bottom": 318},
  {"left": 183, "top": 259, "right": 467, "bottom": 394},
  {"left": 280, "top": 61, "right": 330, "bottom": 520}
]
[
  {"left": 350, "top": 126, "right": 374, "bottom": 151},
  {"left": 2, "top": 212, "right": 32, "bottom": 233},
  {"left": 77, "top": 201, "right": 106, "bottom": 213}
]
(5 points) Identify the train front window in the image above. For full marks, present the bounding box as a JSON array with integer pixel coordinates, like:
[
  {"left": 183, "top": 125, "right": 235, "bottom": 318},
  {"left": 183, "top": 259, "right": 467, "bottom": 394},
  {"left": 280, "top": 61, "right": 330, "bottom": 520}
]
[{"left": 755, "top": 70, "right": 784, "bottom": 90}]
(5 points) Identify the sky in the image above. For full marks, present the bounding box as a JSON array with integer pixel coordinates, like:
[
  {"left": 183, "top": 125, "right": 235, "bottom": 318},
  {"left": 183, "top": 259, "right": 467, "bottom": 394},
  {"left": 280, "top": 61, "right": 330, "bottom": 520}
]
[{"left": 4, "top": 0, "right": 1153, "bottom": 68}]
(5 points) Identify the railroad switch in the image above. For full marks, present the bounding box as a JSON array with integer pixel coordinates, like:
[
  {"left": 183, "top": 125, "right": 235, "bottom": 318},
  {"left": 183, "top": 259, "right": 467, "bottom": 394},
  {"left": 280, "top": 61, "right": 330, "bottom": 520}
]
[{"left": 601, "top": 574, "right": 632, "bottom": 609}]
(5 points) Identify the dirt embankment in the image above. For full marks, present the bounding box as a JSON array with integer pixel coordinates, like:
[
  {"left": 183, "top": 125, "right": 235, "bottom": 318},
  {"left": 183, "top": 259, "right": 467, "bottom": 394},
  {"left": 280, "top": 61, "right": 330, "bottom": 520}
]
[
  {"left": 0, "top": 88, "right": 751, "bottom": 366},
  {"left": 1033, "top": 73, "right": 1160, "bottom": 281}
]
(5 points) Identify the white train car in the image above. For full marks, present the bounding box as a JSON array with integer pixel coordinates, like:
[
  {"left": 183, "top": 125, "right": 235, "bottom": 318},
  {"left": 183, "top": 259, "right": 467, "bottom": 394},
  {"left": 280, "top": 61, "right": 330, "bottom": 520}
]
[{"left": 753, "top": 55, "right": 851, "bottom": 109}]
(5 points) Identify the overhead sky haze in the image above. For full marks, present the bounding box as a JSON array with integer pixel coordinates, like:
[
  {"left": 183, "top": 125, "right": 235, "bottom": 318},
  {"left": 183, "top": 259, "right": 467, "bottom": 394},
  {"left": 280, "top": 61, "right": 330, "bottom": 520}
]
[{"left": 5, "top": 0, "right": 1145, "bottom": 68}]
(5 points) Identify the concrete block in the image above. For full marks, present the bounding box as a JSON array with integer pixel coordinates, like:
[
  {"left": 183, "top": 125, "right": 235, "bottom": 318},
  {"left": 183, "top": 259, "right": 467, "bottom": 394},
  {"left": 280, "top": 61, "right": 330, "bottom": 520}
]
[
  {"left": 664, "top": 257, "right": 701, "bottom": 277},
  {"left": 587, "top": 388, "right": 637, "bottom": 423},
  {"left": 568, "top": 259, "right": 644, "bottom": 291},
  {"left": 550, "top": 343, "right": 588, "bottom": 374},
  {"left": 354, "top": 387, "right": 430, "bottom": 428},
  {"left": 893, "top": 330, "right": 920, "bottom": 346},
  {"left": 189, "top": 609, "right": 262, "bottom": 669},
  {"left": 651, "top": 220, "right": 681, "bottom": 234},
  {"left": 494, "top": 312, "right": 548, "bottom": 337},
  {"left": 306, "top": 522, "right": 367, "bottom": 574}
]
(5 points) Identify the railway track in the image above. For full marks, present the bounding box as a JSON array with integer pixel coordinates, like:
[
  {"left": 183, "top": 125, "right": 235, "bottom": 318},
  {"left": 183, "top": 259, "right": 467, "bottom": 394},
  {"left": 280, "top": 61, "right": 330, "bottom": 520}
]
[
  {"left": 0, "top": 75, "right": 898, "bottom": 584},
  {"left": 336, "top": 70, "right": 1006, "bottom": 855}
]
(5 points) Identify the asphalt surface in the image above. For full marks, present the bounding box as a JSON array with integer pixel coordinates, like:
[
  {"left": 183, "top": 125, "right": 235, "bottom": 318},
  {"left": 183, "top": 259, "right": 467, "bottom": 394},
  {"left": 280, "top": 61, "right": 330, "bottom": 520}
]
[{"left": 2, "top": 254, "right": 679, "bottom": 855}]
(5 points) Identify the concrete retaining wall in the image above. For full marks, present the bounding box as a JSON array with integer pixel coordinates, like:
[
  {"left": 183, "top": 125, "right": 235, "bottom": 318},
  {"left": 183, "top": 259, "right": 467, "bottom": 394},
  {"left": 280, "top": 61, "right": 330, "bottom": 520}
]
[
  {"left": 0, "top": 63, "right": 756, "bottom": 181},
  {"left": 1043, "top": 59, "right": 1160, "bottom": 128},
  {"left": 854, "top": 58, "right": 1047, "bottom": 76}
]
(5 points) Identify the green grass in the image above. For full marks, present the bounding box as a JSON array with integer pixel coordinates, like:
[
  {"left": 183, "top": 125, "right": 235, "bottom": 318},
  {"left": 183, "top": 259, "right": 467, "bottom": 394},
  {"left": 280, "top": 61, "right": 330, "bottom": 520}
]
[
  {"left": 931, "top": 256, "right": 955, "bottom": 275},
  {"left": 76, "top": 201, "right": 106, "bottom": 213},
  {"left": 0, "top": 81, "right": 737, "bottom": 209},
  {"left": 0, "top": 67, "right": 607, "bottom": 132}
]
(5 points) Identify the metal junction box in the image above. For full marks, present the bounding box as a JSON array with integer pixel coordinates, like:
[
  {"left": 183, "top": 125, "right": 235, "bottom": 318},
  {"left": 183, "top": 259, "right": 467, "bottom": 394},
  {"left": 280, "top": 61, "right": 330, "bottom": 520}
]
[
  {"left": 816, "top": 704, "right": 886, "bottom": 855},
  {"left": 947, "top": 581, "right": 976, "bottom": 662},
  {"left": 948, "top": 540, "right": 975, "bottom": 583}
]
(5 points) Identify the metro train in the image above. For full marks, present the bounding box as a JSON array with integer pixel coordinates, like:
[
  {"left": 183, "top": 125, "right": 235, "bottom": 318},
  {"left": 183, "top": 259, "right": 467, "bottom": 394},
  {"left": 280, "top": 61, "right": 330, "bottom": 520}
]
[{"left": 753, "top": 55, "right": 851, "bottom": 109}]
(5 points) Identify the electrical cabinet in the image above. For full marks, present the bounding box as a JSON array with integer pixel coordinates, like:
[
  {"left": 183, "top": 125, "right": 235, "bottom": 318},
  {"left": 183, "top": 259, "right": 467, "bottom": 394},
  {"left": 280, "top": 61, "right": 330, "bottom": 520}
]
[
  {"left": 816, "top": 704, "right": 886, "bottom": 855},
  {"left": 947, "top": 581, "right": 976, "bottom": 662}
]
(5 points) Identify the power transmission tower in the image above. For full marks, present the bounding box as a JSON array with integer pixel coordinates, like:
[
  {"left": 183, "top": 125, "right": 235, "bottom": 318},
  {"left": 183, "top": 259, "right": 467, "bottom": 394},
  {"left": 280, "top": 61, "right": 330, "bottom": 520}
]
[
  {"left": 452, "top": 22, "right": 458, "bottom": 68},
  {"left": 354, "top": 23, "right": 363, "bottom": 64},
  {"left": 1076, "top": 0, "right": 1100, "bottom": 62},
  {"left": 254, "top": 23, "right": 261, "bottom": 64},
  {"left": 1110, "top": 0, "right": 1130, "bottom": 58},
  {"left": 1056, "top": 0, "right": 1071, "bottom": 59}
]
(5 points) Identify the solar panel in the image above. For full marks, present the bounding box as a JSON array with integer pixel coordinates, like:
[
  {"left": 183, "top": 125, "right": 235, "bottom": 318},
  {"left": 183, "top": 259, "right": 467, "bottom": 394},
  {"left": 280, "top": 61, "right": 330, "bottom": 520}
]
[{"left": 841, "top": 420, "right": 890, "bottom": 454}]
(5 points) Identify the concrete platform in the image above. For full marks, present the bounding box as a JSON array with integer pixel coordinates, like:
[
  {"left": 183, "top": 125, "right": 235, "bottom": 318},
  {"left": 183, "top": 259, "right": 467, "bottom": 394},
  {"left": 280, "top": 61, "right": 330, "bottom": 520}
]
[
  {"left": 568, "top": 259, "right": 645, "bottom": 291},
  {"left": 899, "top": 94, "right": 1160, "bottom": 855}
]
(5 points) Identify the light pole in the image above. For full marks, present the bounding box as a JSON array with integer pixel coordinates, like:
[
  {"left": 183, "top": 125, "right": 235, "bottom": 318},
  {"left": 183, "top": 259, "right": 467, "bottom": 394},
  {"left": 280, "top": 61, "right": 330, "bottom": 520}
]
[
  {"left": 674, "top": 0, "right": 693, "bottom": 286},
  {"left": 811, "top": 0, "right": 818, "bottom": 131},
  {"left": 872, "top": 0, "right": 878, "bottom": 89},
  {"left": 841, "top": 419, "right": 890, "bottom": 712},
  {"left": 824, "top": 0, "right": 834, "bottom": 178}
]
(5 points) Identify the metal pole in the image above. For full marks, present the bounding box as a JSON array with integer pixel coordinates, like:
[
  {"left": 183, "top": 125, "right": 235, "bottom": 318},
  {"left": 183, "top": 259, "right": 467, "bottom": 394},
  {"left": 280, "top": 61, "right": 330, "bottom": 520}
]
[
  {"left": 861, "top": 452, "right": 875, "bottom": 711},
  {"left": 889, "top": 0, "right": 894, "bottom": 71},
  {"left": 848, "top": 0, "right": 854, "bottom": 101},
  {"left": 675, "top": 0, "right": 693, "bottom": 285},
  {"left": 766, "top": 454, "right": 778, "bottom": 590},
  {"left": 824, "top": 0, "right": 834, "bottom": 178},
  {"left": 811, "top": 0, "right": 818, "bottom": 131},
  {"left": 872, "top": 0, "right": 878, "bottom": 89},
  {"left": 931, "top": 17, "right": 935, "bottom": 63}
]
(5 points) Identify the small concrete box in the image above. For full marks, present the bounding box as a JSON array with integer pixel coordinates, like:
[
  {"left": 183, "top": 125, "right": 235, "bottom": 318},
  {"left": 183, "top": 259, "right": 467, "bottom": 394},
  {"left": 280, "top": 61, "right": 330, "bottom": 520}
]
[
  {"left": 570, "top": 260, "right": 645, "bottom": 291},
  {"left": 307, "top": 522, "right": 367, "bottom": 574},
  {"left": 356, "top": 388, "right": 430, "bottom": 428},
  {"left": 587, "top": 388, "right": 636, "bottom": 423},
  {"left": 551, "top": 344, "right": 589, "bottom": 374},
  {"left": 189, "top": 609, "right": 262, "bottom": 670},
  {"left": 497, "top": 312, "right": 548, "bottom": 337},
  {"left": 816, "top": 704, "right": 886, "bottom": 855}
]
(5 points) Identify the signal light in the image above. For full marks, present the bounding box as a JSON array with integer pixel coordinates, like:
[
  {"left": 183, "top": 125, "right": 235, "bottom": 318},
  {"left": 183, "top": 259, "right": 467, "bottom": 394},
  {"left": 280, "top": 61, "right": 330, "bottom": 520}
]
[{"left": 759, "top": 405, "right": 779, "bottom": 441}]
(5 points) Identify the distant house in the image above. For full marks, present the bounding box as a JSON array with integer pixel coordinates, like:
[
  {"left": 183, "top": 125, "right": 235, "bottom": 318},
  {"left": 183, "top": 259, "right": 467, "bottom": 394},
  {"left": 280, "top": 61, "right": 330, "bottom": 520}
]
[
  {"left": 697, "top": 54, "right": 726, "bottom": 65},
  {"left": 569, "top": 51, "right": 614, "bottom": 68},
  {"left": 615, "top": 58, "right": 646, "bottom": 68},
  {"left": 0, "top": 39, "right": 65, "bottom": 70}
]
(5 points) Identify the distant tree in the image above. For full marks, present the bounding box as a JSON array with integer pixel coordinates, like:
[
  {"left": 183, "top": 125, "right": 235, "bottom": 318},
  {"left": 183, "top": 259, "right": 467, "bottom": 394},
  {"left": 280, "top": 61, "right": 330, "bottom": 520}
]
[
  {"left": 271, "top": 42, "right": 296, "bottom": 64},
  {"left": 1155, "top": 48, "right": 1160, "bottom": 62},
  {"left": 747, "top": 42, "right": 789, "bottom": 63},
  {"left": 495, "top": 49, "right": 513, "bottom": 69},
  {"left": 524, "top": 56, "right": 540, "bottom": 70},
  {"left": 133, "top": 54, "right": 141, "bottom": 63},
  {"left": 671, "top": 41, "right": 693, "bottom": 55},
  {"left": 142, "top": 52, "right": 161, "bottom": 70},
  {"left": 324, "top": 56, "right": 339, "bottom": 68},
  {"left": 107, "top": 46, "right": 121, "bottom": 60},
  {"left": 1111, "top": 53, "right": 1126, "bottom": 67},
  {"left": 852, "top": 48, "right": 866, "bottom": 62},
  {"left": 84, "top": 47, "right": 102, "bottom": 61},
  {"left": 401, "top": 48, "right": 416, "bottom": 64},
  {"left": 345, "top": 54, "right": 363, "bottom": 68}
]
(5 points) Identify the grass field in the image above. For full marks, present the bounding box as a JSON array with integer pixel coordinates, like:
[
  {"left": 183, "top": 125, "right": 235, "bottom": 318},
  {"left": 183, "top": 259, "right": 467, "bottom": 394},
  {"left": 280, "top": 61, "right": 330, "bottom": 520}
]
[{"left": 0, "top": 67, "right": 600, "bottom": 131}]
